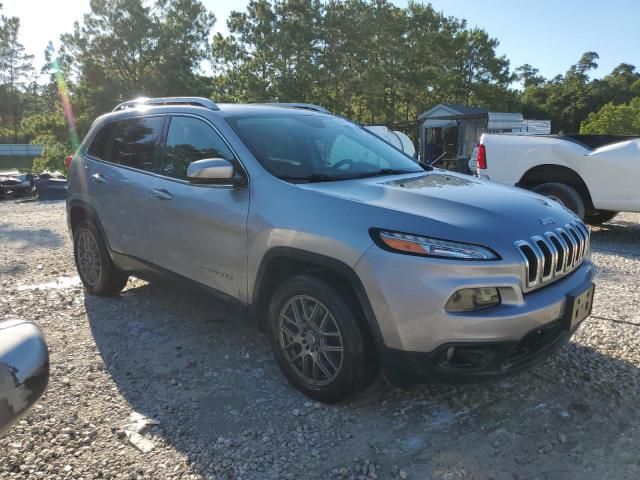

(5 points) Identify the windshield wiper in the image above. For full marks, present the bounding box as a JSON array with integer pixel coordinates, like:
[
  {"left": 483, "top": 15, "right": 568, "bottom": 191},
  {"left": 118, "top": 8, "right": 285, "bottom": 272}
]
[
  {"left": 278, "top": 174, "right": 346, "bottom": 183},
  {"left": 350, "top": 168, "right": 421, "bottom": 179},
  {"left": 279, "top": 169, "right": 422, "bottom": 183}
]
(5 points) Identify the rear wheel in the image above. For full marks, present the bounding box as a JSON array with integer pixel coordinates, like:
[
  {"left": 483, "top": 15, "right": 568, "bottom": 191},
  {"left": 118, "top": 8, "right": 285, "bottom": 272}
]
[
  {"left": 585, "top": 210, "right": 618, "bottom": 226},
  {"left": 531, "top": 182, "right": 585, "bottom": 219},
  {"left": 73, "top": 220, "right": 128, "bottom": 296},
  {"left": 268, "top": 275, "right": 378, "bottom": 403}
]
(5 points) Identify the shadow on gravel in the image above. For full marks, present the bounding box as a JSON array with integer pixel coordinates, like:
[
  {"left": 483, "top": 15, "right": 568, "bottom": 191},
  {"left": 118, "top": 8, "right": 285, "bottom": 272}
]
[
  {"left": 0, "top": 222, "right": 63, "bottom": 250},
  {"left": 84, "top": 279, "right": 640, "bottom": 479},
  {"left": 590, "top": 218, "right": 640, "bottom": 253}
]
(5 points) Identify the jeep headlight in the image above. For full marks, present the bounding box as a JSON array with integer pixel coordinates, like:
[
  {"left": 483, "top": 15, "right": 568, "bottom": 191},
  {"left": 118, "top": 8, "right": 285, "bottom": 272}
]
[{"left": 373, "top": 230, "right": 499, "bottom": 260}]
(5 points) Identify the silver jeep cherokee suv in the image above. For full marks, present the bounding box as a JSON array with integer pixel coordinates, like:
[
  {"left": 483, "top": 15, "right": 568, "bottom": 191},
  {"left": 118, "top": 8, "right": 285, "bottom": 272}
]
[{"left": 67, "top": 97, "right": 596, "bottom": 403}]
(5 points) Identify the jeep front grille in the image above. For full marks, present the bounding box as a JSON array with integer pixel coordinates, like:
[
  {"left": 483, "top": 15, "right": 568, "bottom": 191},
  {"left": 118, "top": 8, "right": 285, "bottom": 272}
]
[{"left": 515, "top": 221, "right": 590, "bottom": 292}]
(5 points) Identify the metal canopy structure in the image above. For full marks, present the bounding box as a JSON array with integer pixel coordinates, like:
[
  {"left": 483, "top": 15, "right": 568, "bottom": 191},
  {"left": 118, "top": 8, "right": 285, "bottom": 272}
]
[
  {"left": 420, "top": 113, "right": 490, "bottom": 122},
  {"left": 417, "top": 104, "right": 549, "bottom": 172},
  {"left": 0, "top": 144, "right": 44, "bottom": 171}
]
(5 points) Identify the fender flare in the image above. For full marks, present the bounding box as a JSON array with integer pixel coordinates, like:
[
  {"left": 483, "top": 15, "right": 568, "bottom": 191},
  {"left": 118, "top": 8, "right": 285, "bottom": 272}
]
[
  {"left": 67, "top": 199, "right": 113, "bottom": 253},
  {"left": 250, "top": 247, "right": 383, "bottom": 344},
  {"left": 516, "top": 164, "right": 595, "bottom": 210}
]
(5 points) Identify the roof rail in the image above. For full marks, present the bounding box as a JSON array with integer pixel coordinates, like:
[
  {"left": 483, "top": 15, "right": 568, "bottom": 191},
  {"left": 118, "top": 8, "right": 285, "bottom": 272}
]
[
  {"left": 113, "top": 97, "right": 219, "bottom": 112},
  {"left": 262, "top": 102, "right": 330, "bottom": 113}
]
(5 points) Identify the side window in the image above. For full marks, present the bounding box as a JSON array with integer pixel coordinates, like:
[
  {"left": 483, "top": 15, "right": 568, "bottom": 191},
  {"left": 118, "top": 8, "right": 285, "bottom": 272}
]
[
  {"left": 87, "top": 122, "right": 114, "bottom": 160},
  {"left": 163, "top": 116, "right": 234, "bottom": 180},
  {"left": 110, "top": 116, "right": 164, "bottom": 171}
]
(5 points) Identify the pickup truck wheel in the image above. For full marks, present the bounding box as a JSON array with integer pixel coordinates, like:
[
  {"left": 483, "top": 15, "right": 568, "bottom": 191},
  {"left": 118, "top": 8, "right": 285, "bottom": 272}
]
[
  {"left": 268, "top": 275, "right": 378, "bottom": 403},
  {"left": 531, "top": 182, "right": 585, "bottom": 219},
  {"left": 73, "top": 220, "right": 129, "bottom": 296},
  {"left": 585, "top": 210, "right": 618, "bottom": 226}
]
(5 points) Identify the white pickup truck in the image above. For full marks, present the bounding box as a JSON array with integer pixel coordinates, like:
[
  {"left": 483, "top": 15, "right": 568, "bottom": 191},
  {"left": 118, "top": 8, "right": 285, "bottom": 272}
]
[{"left": 474, "top": 134, "right": 640, "bottom": 225}]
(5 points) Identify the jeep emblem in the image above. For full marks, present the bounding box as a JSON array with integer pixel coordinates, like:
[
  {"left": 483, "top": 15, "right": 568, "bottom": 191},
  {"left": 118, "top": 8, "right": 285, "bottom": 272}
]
[{"left": 538, "top": 217, "right": 555, "bottom": 225}]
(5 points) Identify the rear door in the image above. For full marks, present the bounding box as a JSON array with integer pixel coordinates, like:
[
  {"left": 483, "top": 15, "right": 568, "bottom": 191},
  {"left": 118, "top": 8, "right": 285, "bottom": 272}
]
[
  {"left": 147, "top": 115, "right": 250, "bottom": 301},
  {"left": 84, "top": 115, "right": 165, "bottom": 261}
]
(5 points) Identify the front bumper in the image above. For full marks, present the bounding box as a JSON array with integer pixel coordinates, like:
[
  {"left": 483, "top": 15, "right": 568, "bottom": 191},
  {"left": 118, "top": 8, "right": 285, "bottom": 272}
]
[
  {"left": 354, "top": 244, "right": 597, "bottom": 383},
  {"left": 379, "top": 314, "right": 578, "bottom": 385},
  {"left": 355, "top": 245, "right": 596, "bottom": 352}
]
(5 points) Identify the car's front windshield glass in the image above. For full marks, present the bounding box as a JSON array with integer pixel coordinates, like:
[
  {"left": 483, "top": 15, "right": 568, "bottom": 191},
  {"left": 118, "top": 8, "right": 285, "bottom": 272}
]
[{"left": 226, "top": 113, "right": 425, "bottom": 182}]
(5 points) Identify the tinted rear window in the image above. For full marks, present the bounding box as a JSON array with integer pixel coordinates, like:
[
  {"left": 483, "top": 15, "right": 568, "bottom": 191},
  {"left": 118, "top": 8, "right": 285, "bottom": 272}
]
[
  {"left": 110, "top": 116, "right": 164, "bottom": 171},
  {"left": 87, "top": 122, "right": 114, "bottom": 160}
]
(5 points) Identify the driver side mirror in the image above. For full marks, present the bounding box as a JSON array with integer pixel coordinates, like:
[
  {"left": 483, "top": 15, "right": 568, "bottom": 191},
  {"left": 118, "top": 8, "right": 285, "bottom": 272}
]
[
  {"left": 187, "top": 158, "right": 246, "bottom": 186},
  {"left": 0, "top": 319, "right": 49, "bottom": 437}
]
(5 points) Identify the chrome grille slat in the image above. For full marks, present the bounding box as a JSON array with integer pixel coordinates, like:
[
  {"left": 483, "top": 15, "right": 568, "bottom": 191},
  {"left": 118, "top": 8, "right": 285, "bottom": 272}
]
[
  {"left": 544, "top": 232, "right": 561, "bottom": 274},
  {"left": 576, "top": 222, "right": 590, "bottom": 239},
  {"left": 547, "top": 232, "right": 568, "bottom": 273},
  {"left": 528, "top": 240, "right": 545, "bottom": 286},
  {"left": 566, "top": 224, "right": 584, "bottom": 262},
  {"left": 576, "top": 225, "right": 587, "bottom": 259},
  {"left": 560, "top": 228, "right": 578, "bottom": 271},
  {"left": 533, "top": 235, "right": 556, "bottom": 280},
  {"left": 515, "top": 220, "right": 590, "bottom": 292}
]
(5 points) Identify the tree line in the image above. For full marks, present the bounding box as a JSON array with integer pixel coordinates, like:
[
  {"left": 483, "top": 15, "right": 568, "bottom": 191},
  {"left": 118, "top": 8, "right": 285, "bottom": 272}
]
[{"left": 1, "top": 0, "right": 639, "bottom": 171}]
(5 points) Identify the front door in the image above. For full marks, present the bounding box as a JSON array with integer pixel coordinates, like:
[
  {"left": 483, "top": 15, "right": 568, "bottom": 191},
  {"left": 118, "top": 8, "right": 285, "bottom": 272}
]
[{"left": 147, "top": 115, "right": 250, "bottom": 302}]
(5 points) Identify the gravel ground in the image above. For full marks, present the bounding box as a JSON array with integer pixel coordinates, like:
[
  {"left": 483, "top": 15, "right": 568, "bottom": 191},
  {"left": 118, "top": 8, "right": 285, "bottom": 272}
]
[{"left": 1, "top": 200, "right": 639, "bottom": 480}]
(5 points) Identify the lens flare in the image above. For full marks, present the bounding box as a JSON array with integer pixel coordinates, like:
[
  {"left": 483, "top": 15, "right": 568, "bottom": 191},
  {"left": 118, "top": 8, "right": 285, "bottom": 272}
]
[{"left": 48, "top": 42, "right": 79, "bottom": 152}]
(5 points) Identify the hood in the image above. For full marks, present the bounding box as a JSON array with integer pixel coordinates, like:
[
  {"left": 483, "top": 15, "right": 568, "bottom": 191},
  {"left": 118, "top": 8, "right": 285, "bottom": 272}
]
[{"left": 299, "top": 171, "right": 579, "bottom": 245}]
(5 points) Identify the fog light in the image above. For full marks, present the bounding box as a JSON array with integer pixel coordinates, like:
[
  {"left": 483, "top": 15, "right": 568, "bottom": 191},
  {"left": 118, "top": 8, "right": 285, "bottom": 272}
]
[{"left": 445, "top": 287, "right": 500, "bottom": 312}]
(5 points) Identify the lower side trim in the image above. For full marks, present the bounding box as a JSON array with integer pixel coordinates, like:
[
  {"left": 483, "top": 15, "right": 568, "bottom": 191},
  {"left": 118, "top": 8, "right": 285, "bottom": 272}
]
[{"left": 110, "top": 251, "right": 248, "bottom": 310}]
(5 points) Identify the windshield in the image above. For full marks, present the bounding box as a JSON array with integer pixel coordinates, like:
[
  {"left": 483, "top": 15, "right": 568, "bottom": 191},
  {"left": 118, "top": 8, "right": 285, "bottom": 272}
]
[{"left": 226, "top": 113, "right": 425, "bottom": 182}]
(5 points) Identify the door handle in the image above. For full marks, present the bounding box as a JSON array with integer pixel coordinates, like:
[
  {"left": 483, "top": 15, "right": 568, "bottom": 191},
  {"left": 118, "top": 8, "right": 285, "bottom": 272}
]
[
  {"left": 152, "top": 188, "right": 173, "bottom": 200},
  {"left": 91, "top": 173, "right": 106, "bottom": 184}
]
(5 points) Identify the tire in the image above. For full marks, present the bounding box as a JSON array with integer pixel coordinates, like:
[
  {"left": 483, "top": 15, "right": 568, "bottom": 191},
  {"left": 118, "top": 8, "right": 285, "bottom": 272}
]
[
  {"left": 585, "top": 210, "right": 618, "bottom": 226},
  {"left": 268, "top": 274, "right": 378, "bottom": 403},
  {"left": 73, "top": 220, "right": 129, "bottom": 296},
  {"left": 532, "top": 182, "right": 585, "bottom": 219}
]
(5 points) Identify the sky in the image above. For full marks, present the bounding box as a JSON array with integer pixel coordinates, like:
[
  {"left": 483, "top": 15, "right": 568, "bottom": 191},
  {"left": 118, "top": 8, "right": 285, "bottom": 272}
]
[{"left": 3, "top": 0, "right": 639, "bottom": 82}]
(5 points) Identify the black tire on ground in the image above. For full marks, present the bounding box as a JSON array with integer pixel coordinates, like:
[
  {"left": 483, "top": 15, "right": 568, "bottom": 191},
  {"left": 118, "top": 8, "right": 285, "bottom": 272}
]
[
  {"left": 585, "top": 210, "right": 618, "bottom": 226},
  {"left": 73, "top": 220, "right": 129, "bottom": 296},
  {"left": 531, "top": 182, "right": 586, "bottom": 219},
  {"left": 268, "top": 274, "right": 379, "bottom": 403}
]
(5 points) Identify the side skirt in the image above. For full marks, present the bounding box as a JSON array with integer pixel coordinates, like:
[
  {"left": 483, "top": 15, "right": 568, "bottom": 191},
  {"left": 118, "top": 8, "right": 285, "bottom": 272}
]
[{"left": 110, "top": 251, "right": 248, "bottom": 312}]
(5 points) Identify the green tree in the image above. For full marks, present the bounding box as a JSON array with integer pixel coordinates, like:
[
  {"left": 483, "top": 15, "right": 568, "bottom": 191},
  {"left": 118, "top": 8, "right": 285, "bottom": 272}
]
[
  {"left": 60, "top": 0, "right": 215, "bottom": 118},
  {"left": 21, "top": 112, "right": 73, "bottom": 172},
  {"left": 212, "top": 0, "right": 517, "bottom": 127},
  {"left": 580, "top": 97, "right": 640, "bottom": 135},
  {"left": 0, "top": 14, "right": 35, "bottom": 142},
  {"left": 450, "top": 27, "right": 515, "bottom": 108},
  {"left": 597, "top": 63, "right": 640, "bottom": 105},
  {"left": 521, "top": 52, "right": 601, "bottom": 132},
  {"left": 212, "top": 0, "right": 284, "bottom": 103},
  {"left": 515, "top": 64, "right": 545, "bottom": 89}
]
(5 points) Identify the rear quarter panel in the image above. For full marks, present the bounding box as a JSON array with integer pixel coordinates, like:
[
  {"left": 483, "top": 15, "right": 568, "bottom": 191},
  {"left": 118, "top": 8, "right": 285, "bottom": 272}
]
[{"left": 583, "top": 140, "right": 640, "bottom": 211}]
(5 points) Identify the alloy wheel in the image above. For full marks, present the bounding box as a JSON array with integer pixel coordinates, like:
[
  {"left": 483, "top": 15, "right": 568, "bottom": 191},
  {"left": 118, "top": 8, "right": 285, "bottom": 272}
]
[
  {"left": 278, "top": 295, "right": 344, "bottom": 386},
  {"left": 76, "top": 229, "right": 102, "bottom": 288}
]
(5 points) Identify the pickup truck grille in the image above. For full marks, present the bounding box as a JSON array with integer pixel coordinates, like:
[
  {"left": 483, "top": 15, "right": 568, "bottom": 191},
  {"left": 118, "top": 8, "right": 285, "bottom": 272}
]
[{"left": 515, "top": 221, "right": 590, "bottom": 292}]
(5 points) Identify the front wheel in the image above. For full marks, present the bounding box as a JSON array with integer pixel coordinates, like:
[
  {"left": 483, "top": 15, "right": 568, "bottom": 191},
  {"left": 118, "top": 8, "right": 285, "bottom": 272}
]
[
  {"left": 531, "top": 182, "right": 586, "bottom": 219},
  {"left": 73, "top": 220, "right": 129, "bottom": 296},
  {"left": 268, "top": 275, "right": 378, "bottom": 403}
]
